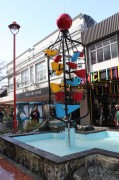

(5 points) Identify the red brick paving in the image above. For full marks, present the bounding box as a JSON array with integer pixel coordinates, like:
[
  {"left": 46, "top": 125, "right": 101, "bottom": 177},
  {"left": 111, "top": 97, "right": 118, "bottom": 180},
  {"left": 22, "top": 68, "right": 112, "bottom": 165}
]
[{"left": 0, "top": 157, "right": 34, "bottom": 180}]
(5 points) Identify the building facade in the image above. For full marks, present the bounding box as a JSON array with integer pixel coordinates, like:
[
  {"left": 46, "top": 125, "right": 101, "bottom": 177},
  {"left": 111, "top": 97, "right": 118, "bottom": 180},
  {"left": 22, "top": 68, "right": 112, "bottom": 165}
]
[
  {"left": 0, "top": 13, "right": 96, "bottom": 124},
  {"left": 81, "top": 12, "right": 119, "bottom": 126}
]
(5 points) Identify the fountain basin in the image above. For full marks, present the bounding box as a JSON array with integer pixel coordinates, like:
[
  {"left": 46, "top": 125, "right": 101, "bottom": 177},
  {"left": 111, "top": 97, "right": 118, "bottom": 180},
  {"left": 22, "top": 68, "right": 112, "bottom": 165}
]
[{"left": 0, "top": 130, "right": 119, "bottom": 180}]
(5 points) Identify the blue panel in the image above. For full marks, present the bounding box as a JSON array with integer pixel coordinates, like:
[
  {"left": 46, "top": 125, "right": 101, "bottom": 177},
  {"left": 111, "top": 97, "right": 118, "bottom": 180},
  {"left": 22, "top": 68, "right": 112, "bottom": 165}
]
[
  {"left": 66, "top": 77, "right": 81, "bottom": 86},
  {"left": 71, "top": 51, "right": 80, "bottom": 62},
  {"left": 55, "top": 103, "right": 80, "bottom": 118},
  {"left": 16, "top": 102, "right": 29, "bottom": 104},
  {"left": 29, "top": 102, "right": 43, "bottom": 105}
]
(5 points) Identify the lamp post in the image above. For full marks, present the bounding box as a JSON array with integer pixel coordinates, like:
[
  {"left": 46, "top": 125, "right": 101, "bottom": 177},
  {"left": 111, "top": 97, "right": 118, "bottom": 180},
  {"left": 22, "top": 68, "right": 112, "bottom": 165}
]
[{"left": 8, "top": 22, "right": 20, "bottom": 133}]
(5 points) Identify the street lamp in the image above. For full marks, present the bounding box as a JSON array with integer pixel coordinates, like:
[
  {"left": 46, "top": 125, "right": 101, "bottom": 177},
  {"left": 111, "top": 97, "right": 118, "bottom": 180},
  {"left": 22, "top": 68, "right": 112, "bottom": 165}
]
[{"left": 8, "top": 22, "right": 20, "bottom": 133}]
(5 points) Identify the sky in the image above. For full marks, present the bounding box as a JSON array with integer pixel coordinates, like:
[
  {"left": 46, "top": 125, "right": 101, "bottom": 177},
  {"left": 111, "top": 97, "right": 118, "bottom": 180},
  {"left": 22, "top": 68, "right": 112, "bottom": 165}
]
[{"left": 0, "top": 0, "right": 119, "bottom": 64}]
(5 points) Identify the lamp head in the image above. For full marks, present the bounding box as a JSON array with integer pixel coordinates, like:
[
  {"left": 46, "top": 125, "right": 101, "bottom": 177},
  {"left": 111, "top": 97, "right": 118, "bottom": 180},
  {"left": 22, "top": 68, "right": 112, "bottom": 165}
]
[{"left": 8, "top": 21, "right": 20, "bottom": 35}]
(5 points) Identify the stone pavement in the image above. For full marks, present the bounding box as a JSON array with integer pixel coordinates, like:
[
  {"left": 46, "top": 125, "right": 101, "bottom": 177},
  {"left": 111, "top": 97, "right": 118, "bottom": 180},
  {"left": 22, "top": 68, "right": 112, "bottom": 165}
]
[{"left": 0, "top": 153, "right": 41, "bottom": 180}]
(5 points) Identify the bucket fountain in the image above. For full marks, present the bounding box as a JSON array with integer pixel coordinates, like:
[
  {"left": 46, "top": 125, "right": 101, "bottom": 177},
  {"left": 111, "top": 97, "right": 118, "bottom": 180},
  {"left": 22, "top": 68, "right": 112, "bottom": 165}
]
[
  {"left": 0, "top": 14, "right": 93, "bottom": 180},
  {"left": 44, "top": 13, "right": 88, "bottom": 147}
]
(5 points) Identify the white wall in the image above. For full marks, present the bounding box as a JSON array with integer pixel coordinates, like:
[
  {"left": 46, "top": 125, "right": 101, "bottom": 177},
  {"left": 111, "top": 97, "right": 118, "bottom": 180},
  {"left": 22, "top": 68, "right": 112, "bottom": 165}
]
[{"left": 90, "top": 58, "right": 118, "bottom": 72}]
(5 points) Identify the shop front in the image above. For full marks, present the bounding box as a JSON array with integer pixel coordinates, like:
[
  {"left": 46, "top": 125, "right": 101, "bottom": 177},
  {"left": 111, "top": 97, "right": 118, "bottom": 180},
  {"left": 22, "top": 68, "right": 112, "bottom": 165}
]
[
  {"left": 16, "top": 87, "right": 49, "bottom": 120},
  {"left": 88, "top": 68, "right": 119, "bottom": 127}
]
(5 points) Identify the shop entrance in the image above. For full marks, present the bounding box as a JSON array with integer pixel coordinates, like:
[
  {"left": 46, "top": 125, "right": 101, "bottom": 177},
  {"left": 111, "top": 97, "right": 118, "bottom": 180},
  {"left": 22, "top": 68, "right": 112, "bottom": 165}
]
[{"left": 90, "top": 82, "right": 119, "bottom": 127}]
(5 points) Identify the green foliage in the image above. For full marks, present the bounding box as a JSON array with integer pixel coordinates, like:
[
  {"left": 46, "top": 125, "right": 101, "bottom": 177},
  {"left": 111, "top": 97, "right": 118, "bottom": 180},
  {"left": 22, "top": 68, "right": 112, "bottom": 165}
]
[
  {"left": 3, "top": 116, "right": 13, "bottom": 122},
  {"left": 25, "top": 120, "right": 39, "bottom": 132},
  {"left": 17, "top": 126, "right": 25, "bottom": 133},
  {"left": 0, "top": 129, "right": 10, "bottom": 134}
]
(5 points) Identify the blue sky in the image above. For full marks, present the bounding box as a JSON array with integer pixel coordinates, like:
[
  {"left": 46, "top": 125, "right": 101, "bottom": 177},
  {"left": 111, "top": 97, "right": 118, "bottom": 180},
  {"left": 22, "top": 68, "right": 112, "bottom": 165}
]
[{"left": 0, "top": 0, "right": 119, "bottom": 63}]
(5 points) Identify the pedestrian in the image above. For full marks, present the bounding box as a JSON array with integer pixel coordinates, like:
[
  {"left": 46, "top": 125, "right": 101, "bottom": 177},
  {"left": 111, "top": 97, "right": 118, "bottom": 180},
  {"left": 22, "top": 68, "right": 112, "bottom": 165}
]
[
  {"left": 111, "top": 104, "right": 116, "bottom": 123},
  {"left": 114, "top": 105, "right": 119, "bottom": 129},
  {"left": 99, "top": 106, "right": 104, "bottom": 126},
  {"left": 0, "top": 109, "right": 3, "bottom": 122},
  {"left": 30, "top": 107, "right": 40, "bottom": 122}
]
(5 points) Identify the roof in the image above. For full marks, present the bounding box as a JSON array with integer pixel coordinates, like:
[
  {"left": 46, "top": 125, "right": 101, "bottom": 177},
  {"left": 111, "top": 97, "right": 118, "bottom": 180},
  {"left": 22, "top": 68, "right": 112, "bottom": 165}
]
[
  {"left": 81, "top": 12, "right": 119, "bottom": 45},
  {"left": 83, "top": 14, "right": 97, "bottom": 28}
]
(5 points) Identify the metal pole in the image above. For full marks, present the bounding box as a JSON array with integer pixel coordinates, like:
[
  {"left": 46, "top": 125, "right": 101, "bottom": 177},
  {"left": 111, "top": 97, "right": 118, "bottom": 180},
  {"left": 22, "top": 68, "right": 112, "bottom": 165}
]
[
  {"left": 61, "top": 31, "right": 71, "bottom": 147},
  {"left": 68, "top": 122, "right": 71, "bottom": 147},
  {"left": 8, "top": 22, "right": 20, "bottom": 133},
  {"left": 13, "top": 33, "right": 17, "bottom": 132}
]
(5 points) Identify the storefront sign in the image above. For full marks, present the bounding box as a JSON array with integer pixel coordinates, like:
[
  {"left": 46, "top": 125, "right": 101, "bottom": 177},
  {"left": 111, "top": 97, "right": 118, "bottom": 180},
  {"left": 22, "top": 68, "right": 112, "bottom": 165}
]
[
  {"left": 90, "top": 66, "right": 119, "bottom": 82},
  {"left": 17, "top": 87, "right": 49, "bottom": 99},
  {"left": 25, "top": 90, "right": 42, "bottom": 97}
]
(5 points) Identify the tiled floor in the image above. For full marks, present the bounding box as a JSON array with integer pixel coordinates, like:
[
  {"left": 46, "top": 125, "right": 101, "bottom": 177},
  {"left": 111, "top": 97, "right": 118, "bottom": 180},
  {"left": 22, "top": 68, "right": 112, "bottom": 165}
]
[{"left": 0, "top": 155, "right": 40, "bottom": 180}]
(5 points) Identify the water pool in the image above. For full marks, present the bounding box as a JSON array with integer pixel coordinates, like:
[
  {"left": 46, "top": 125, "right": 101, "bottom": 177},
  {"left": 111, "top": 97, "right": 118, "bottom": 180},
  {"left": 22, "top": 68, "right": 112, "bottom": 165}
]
[{"left": 13, "top": 130, "right": 119, "bottom": 157}]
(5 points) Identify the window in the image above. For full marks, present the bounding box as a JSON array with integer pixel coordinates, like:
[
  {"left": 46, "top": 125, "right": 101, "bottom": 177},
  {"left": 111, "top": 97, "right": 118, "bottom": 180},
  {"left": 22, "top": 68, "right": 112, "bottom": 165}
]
[
  {"left": 103, "top": 40, "right": 109, "bottom": 46},
  {"left": 16, "top": 74, "right": 21, "bottom": 89},
  {"left": 21, "top": 69, "right": 29, "bottom": 86},
  {"left": 96, "top": 43, "right": 102, "bottom": 48},
  {"left": 35, "top": 62, "right": 46, "bottom": 82},
  {"left": 97, "top": 49, "right": 103, "bottom": 62},
  {"left": 91, "top": 51, "right": 96, "bottom": 64},
  {"left": 16, "top": 81, "right": 20, "bottom": 88},
  {"left": 30, "top": 66, "right": 34, "bottom": 83},
  {"left": 110, "top": 36, "right": 116, "bottom": 43},
  {"left": 111, "top": 43, "right": 118, "bottom": 58},
  {"left": 90, "top": 45, "right": 96, "bottom": 51},
  {"left": 104, "top": 46, "right": 111, "bottom": 61},
  {"left": 8, "top": 78, "right": 13, "bottom": 91},
  {"left": 100, "top": 71, "right": 106, "bottom": 80},
  {"left": 89, "top": 36, "right": 118, "bottom": 64}
]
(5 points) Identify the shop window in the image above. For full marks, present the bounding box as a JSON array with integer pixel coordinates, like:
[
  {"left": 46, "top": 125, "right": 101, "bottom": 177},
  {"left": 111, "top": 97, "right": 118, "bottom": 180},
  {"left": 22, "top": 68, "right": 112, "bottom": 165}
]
[
  {"left": 112, "top": 69, "right": 116, "bottom": 78},
  {"left": 98, "top": 86, "right": 102, "bottom": 94},
  {"left": 108, "top": 68, "right": 115, "bottom": 79},
  {"left": 100, "top": 71, "right": 106, "bottom": 80}
]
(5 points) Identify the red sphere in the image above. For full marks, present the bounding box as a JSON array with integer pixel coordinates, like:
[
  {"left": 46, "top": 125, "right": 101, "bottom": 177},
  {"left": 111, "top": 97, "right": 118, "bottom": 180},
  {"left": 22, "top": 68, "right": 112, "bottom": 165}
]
[{"left": 56, "top": 13, "right": 72, "bottom": 30}]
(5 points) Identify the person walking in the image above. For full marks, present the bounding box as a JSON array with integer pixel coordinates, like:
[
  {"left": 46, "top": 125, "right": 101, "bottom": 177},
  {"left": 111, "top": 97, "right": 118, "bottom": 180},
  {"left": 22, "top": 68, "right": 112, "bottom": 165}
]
[
  {"left": 30, "top": 107, "right": 40, "bottom": 122},
  {"left": 111, "top": 104, "right": 116, "bottom": 124},
  {"left": 99, "top": 106, "right": 104, "bottom": 126},
  {"left": 114, "top": 105, "right": 119, "bottom": 129},
  {"left": 0, "top": 109, "right": 3, "bottom": 122}
]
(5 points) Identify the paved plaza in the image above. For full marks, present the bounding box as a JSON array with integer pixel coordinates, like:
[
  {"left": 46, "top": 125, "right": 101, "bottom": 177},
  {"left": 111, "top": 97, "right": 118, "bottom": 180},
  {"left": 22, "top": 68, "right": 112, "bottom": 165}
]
[{"left": 0, "top": 153, "right": 40, "bottom": 180}]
